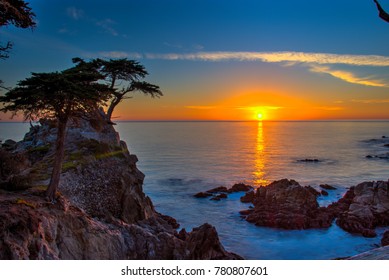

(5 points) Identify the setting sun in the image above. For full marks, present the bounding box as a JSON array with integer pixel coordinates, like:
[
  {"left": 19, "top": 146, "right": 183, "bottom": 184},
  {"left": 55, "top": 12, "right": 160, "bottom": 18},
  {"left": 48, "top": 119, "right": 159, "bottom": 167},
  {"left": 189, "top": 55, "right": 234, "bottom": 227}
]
[{"left": 257, "top": 113, "right": 263, "bottom": 120}]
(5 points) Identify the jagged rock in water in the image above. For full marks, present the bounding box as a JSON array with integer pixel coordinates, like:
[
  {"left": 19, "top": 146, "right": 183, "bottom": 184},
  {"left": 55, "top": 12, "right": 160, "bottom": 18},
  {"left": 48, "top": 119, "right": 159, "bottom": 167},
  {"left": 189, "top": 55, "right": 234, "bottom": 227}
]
[
  {"left": 228, "top": 183, "right": 253, "bottom": 193},
  {"left": 333, "top": 181, "right": 389, "bottom": 237},
  {"left": 320, "top": 184, "right": 337, "bottom": 190},
  {"left": 183, "top": 223, "right": 242, "bottom": 260},
  {"left": 240, "top": 190, "right": 255, "bottom": 203},
  {"left": 241, "top": 179, "right": 334, "bottom": 229}
]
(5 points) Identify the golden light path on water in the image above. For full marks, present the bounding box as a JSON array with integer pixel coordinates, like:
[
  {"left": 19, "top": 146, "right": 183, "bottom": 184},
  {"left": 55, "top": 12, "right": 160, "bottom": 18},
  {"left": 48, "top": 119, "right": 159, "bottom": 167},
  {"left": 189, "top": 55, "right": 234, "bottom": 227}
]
[{"left": 253, "top": 121, "right": 269, "bottom": 186}]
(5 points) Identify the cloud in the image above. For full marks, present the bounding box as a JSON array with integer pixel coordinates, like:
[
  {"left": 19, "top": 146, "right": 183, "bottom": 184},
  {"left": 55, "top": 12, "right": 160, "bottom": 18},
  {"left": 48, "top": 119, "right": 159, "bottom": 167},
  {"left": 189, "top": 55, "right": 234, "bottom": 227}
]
[
  {"left": 351, "top": 99, "right": 389, "bottom": 104},
  {"left": 163, "top": 42, "right": 183, "bottom": 49},
  {"left": 67, "top": 7, "right": 84, "bottom": 20},
  {"left": 96, "top": 19, "right": 118, "bottom": 36},
  {"left": 97, "top": 51, "right": 142, "bottom": 59},
  {"left": 236, "top": 106, "right": 284, "bottom": 111},
  {"left": 144, "top": 51, "right": 389, "bottom": 87},
  {"left": 309, "top": 65, "right": 388, "bottom": 87},
  {"left": 185, "top": 106, "right": 216, "bottom": 110},
  {"left": 145, "top": 51, "right": 389, "bottom": 67}
]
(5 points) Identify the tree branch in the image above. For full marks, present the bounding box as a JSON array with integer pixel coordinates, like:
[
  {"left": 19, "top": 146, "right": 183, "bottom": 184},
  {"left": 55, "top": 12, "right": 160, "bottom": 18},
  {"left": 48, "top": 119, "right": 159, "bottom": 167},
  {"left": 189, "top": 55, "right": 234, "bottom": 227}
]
[{"left": 374, "top": 0, "right": 389, "bottom": 23}]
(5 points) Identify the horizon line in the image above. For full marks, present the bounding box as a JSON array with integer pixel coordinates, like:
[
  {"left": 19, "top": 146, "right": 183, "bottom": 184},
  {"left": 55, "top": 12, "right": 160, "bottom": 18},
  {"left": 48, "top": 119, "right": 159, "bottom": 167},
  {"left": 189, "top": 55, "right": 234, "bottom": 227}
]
[{"left": 2, "top": 119, "right": 389, "bottom": 123}]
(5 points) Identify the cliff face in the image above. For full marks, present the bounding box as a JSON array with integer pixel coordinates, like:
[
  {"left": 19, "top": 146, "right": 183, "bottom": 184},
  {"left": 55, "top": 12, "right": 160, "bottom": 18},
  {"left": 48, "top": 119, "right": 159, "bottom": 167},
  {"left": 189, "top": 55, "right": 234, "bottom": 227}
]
[{"left": 0, "top": 119, "right": 241, "bottom": 260}]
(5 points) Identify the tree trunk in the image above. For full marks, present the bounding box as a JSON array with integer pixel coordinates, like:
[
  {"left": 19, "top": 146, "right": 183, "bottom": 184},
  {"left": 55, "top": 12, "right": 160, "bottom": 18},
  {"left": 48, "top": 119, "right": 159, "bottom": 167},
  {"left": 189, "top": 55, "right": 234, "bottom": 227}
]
[
  {"left": 46, "top": 117, "right": 68, "bottom": 201},
  {"left": 106, "top": 97, "right": 121, "bottom": 122}
]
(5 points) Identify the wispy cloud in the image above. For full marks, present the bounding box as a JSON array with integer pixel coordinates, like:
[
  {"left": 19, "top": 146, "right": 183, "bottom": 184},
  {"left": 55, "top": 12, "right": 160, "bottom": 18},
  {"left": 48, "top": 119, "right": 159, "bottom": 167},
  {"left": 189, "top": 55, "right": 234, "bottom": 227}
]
[
  {"left": 96, "top": 19, "right": 118, "bottom": 36},
  {"left": 236, "top": 106, "right": 284, "bottom": 111},
  {"left": 309, "top": 65, "right": 388, "bottom": 87},
  {"left": 97, "top": 51, "right": 142, "bottom": 59},
  {"left": 67, "top": 7, "right": 84, "bottom": 20},
  {"left": 163, "top": 42, "right": 183, "bottom": 49},
  {"left": 145, "top": 51, "right": 389, "bottom": 67},
  {"left": 185, "top": 106, "right": 216, "bottom": 110},
  {"left": 144, "top": 51, "right": 389, "bottom": 87},
  {"left": 351, "top": 99, "right": 389, "bottom": 104},
  {"left": 83, "top": 51, "right": 142, "bottom": 59}
]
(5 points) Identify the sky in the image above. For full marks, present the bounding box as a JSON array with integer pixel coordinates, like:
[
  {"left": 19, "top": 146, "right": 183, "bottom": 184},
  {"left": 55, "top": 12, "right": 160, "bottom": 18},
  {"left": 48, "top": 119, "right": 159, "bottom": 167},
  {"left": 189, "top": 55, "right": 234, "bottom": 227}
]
[{"left": 1, "top": 0, "right": 389, "bottom": 121}]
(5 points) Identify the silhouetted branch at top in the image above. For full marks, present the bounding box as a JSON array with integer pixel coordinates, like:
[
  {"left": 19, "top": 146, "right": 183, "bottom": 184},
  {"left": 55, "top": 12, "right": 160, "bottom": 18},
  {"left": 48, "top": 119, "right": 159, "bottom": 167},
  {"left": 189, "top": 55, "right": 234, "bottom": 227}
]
[
  {"left": 0, "top": 0, "right": 36, "bottom": 59},
  {"left": 374, "top": 0, "right": 389, "bottom": 23}
]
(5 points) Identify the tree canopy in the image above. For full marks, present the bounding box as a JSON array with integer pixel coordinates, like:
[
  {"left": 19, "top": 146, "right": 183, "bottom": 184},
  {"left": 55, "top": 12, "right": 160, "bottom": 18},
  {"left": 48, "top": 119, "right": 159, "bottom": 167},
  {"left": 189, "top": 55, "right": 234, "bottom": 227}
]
[
  {"left": 73, "top": 58, "right": 163, "bottom": 122},
  {"left": 0, "top": 61, "right": 110, "bottom": 201},
  {"left": 0, "top": 0, "right": 36, "bottom": 59}
]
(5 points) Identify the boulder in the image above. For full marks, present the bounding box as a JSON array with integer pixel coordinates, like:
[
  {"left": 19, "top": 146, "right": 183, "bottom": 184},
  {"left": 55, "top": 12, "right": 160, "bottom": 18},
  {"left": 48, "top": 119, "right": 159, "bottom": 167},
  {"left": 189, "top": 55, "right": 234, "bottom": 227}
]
[
  {"left": 194, "top": 192, "right": 213, "bottom": 198},
  {"left": 2, "top": 139, "right": 17, "bottom": 150},
  {"left": 243, "top": 179, "right": 334, "bottom": 230},
  {"left": 320, "top": 184, "right": 337, "bottom": 190},
  {"left": 184, "top": 224, "right": 242, "bottom": 260},
  {"left": 240, "top": 190, "right": 255, "bottom": 203},
  {"left": 334, "top": 181, "right": 389, "bottom": 237},
  {"left": 382, "top": 230, "right": 389, "bottom": 247},
  {"left": 228, "top": 183, "right": 253, "bottom": 193}
]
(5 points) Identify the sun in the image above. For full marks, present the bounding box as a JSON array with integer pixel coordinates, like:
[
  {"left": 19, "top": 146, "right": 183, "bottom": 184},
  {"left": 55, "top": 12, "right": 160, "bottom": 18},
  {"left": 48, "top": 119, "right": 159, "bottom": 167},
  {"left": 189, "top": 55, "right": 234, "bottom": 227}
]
[{"left": 256, "top": 113, "right": 263, "bottom": 120}]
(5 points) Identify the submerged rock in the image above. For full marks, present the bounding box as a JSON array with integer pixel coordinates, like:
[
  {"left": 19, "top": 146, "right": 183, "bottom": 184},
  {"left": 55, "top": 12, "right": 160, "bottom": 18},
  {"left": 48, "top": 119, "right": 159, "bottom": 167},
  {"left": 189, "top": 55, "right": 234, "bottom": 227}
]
[
  {"left": 242, "top": 179, "right": 334, "bottom": 230},
  {"left": 210, "top": 193, "right": 228, "bottom": 201},
  {"left": 207, "top": 186, "right": 228, "bottom": 193},
  {"left": 194, "top": 192, "right": 213, "bottom": 198},
  {"left": 320, "top": 184, "right": 337, "bottom": 190},
  {"left": 297, "top": 158, "right": 321, "bottom": 163}
]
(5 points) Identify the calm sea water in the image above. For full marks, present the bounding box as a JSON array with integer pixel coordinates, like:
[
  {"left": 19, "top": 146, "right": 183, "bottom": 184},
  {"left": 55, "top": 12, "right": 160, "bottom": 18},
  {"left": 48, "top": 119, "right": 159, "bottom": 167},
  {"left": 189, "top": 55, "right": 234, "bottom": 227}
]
[{"left": 1, "top": 121, "right": 389, "bottom": 259}]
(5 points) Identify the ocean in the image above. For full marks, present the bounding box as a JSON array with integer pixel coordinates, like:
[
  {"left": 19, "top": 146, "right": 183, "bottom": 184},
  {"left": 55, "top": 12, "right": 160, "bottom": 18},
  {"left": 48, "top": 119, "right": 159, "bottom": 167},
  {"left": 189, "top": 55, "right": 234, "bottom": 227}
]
[{"left": 1, "top": 121, "right": 389, "bottom": 259}]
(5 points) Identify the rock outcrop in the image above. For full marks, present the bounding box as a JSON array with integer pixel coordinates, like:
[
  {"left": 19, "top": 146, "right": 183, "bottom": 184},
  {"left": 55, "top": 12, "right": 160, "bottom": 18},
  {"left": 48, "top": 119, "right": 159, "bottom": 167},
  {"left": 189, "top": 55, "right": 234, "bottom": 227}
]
[
  {"left": 194, "top": 183, "right": 253, "bottom": 201},
  {"left": 0, "top": 190, "right": 240, "bottom": 260},
  {"left": 0, "top": 119, "right": 240, "bottom": 260},
  {"left": 240, "top": 179, "right": 334, "bottom": 229},
  {"left": 239, "top": 178, "right": 389, "bottom": 239},
  {"left": 333, "top": 181, "right": 389, "bottom": 237}
]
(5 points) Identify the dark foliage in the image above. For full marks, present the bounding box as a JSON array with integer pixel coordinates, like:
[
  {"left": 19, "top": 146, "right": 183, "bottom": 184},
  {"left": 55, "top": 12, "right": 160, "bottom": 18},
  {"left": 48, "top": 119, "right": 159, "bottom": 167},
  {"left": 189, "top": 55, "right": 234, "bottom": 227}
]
[
  {"left": 72, "top": 58, "right": 163, "bottom": 121},
  {"left": 0, "top": 0, "right": 36, "bottom": 59},
  {"left": 0, "top": 61, "right": 110, "bottom": 200}
]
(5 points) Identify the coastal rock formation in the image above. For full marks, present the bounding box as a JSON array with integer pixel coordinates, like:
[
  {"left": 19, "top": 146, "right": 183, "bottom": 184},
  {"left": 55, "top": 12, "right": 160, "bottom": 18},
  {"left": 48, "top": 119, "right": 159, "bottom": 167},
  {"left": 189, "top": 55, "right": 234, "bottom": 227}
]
[
  {"left": 0, "top": 119, "right": 240, "bottom": 260},
  {"left": 334, "top": 181, "right": 389, "bottom": 237},
  {"left": 0, "top": 190, "right": 240, "bottom": 260},
  {"left": 241, "top": 179, "right": 334, "bottom": 229},
  {"left": 239, "top": 178, "right": 389, "bottom": 239},
  {"left": 194, "top": 183, "right": 253, "bottom": 201}
]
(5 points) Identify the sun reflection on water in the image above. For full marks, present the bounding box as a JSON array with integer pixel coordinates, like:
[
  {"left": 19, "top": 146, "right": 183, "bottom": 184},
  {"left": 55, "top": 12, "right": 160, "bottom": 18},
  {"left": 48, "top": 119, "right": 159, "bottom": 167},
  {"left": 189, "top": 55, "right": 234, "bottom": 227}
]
[{"left": 253, "top": 121, "right": 269, "bottom": 186}]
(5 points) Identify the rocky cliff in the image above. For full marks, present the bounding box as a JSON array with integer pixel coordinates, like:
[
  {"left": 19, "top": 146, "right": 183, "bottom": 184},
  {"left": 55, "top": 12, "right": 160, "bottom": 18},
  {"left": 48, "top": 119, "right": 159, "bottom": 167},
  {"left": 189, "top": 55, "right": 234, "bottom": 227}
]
[{"left": 0, "top": 119, "right": 241, "bottom": 260}]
